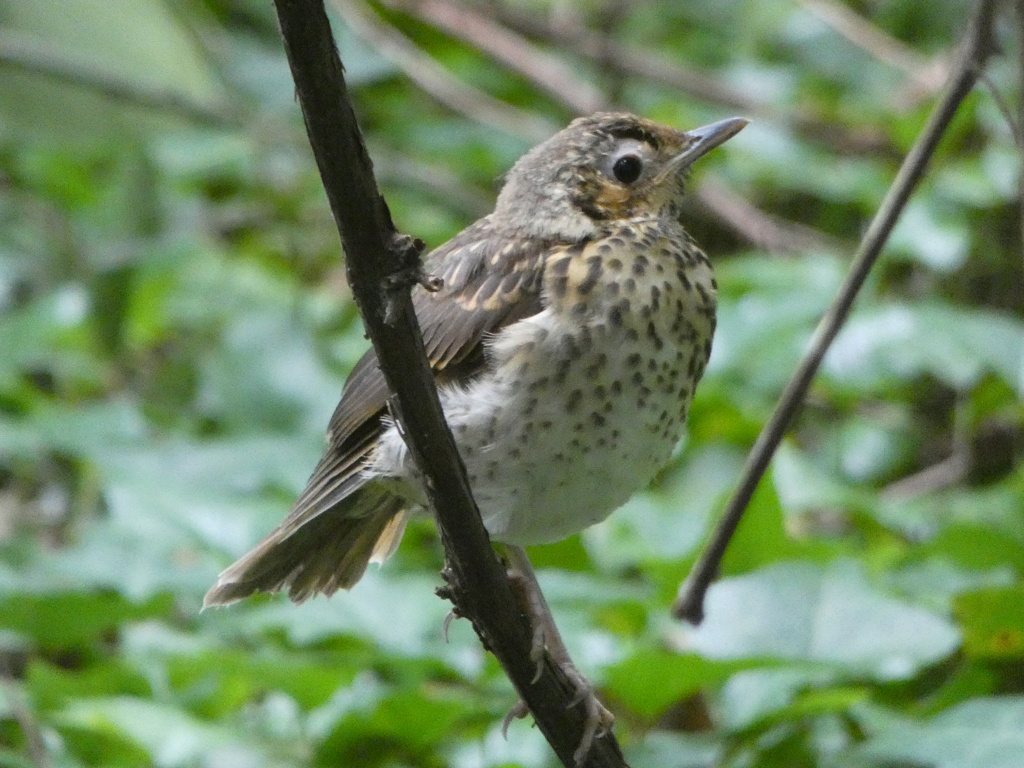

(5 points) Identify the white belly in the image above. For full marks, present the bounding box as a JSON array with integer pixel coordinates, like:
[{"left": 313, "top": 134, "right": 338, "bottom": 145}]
[{"left": 371, "top": 305, "right": 706, "bottom": 545}]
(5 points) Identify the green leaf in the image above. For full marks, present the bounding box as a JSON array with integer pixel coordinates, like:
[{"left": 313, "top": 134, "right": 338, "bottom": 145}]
[
  {"left": 887, "top": 557, "right": 1015, "bottom": 614},
  {"left": 875, "top": 474, "right": 1024, "bottom": 564},
  {"left": 0, "top": 0, "right": 225, "bottom": 142},
  {"left": 626, "top": 730, "right": 721, "bottom": 768},
  {"left": 711, "top": 253, "right": 840, "bottom": 392},
  {"left": 717, "top": 667, "right": 829, "bottom": 730},
  {"left": 227, "top": 571, "right": 458, "bottom": 660},
  {"left": 860, "top": 696, "right": 1024, "bottom": 768},
  {"left": 165, "top": 649, "right": 359, "bottom": 714},
  {"left": 719, "top": 667, "right": 869, "bottom": 736},
  {"left": 58, "top": 697, "right": 268, "bottom": 768},
  {"left": 605, "top": 650, "right": 741, "bottom": 719},
  {"left": 888, "top": 197, "right": 970, "bottom": 271},
  {"left": 313, "top": 685, "right": 474, "bottom": 767},
  {"left": 27, "top": 658, "right": 150, "bottom": 710},
  {"left": 721, "top": 471, "right": 804, "bottom": 574},
  {"left": 0, "top": 750, "right": 39, "bottom": 768},
  {"left": 827, "top": 302, "right": 1024, "bottom": 392},
  {"left": 584, "top": 444, "right": 746, "bottom": 569},
  {"left": 772, "top": 442, "right": 869, "bottom": 514},
  {"left": 955, "top": 587, "right": 1024, "bottom": 660},
  {"left": 0, "top": 592, "right": 172, "bottom": 650},
  {"left": 688, "top": 560, "right": 960, "bottom": 678}
]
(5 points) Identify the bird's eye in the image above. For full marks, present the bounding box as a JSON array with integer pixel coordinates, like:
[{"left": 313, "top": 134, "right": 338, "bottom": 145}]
[{"left": 612, "top": 155, "right": 643, "bottom": 184}]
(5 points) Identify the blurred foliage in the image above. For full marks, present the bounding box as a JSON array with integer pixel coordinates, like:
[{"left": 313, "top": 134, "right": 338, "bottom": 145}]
[{"left": 0, "top": 0, "right": 1022, "bottom": 766}]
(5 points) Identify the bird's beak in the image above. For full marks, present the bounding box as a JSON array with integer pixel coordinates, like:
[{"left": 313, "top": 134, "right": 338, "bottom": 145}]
[{"left": 659, "top": 117, "right": 749, "bottom": 180}]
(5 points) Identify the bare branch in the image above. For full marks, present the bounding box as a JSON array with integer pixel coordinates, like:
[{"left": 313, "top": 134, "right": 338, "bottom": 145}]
[
  {"left": 798, "top": 0, "right": 949, "bottom": 97},
  {"left": 881, "top": 453, "right": 969, "bottom": 500},
  {"left": 0, "top": 673, "right": 52, "bottom": 768},
  {"left": 331, "top": 0, "right": 552, "bottom": 141},
  {"left": 461, "top": 0, "right": 891, "bottom": 155},
  {"left": 269, "top": 1, "right": 627, "bottom": 764},
  {"left": 1015, "top": 0, "right": 1024, "bottom": 253},
  {"left": 696, "top": 178, "right": 842, "bottom": 255},
  {"left": 673, "top": 0, "right": 1001, "bottom": 624},
  {"left": 385, "top": 0, "right": 607, "bottom": 114}
]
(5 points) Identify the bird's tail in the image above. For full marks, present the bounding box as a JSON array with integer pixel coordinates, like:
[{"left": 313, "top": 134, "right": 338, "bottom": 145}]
[{"left": 203, "top": 482, "right": 408, "bottom": 607}]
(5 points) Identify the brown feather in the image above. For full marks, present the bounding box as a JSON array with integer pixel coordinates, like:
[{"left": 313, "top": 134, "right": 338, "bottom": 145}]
[
  {"left": 206, "top": 217, "right": 557, "bottom": 604},
  {"left": 203, "top": 481, "right": 405, "bottom": 605},
  {"left": 326, "top": 216, "right": 551, "bottom": 450}
]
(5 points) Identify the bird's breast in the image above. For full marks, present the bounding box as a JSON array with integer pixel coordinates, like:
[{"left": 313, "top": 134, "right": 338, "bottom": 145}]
[
  {"left": 448, "top": 219, "right": 718, "bottom": 544},
  {"left": 542, "top": 218, "right": 717, "bottom": 353},
  {"left": 370, "top": 219, "right": 719, "bottom": 546}
]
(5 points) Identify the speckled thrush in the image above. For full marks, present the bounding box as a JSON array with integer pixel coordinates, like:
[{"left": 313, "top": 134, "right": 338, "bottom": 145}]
[{"left": 205, "top": 111, "right": 746, "bottom": 758}]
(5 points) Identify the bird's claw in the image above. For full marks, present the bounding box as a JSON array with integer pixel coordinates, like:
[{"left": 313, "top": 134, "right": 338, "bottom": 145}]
[
  {"left": 561, "top": 664, "right": 615, "bottom": 765},
  {"left": 514, "top": 618, "right": 615, "bottom": 765},
  {"left": 441, "top": 609, "right": 458, "bottom": 642},
  {"left": 501, "top": 699, "right": 530, "bottom": 739},
  {"left": 503, "top": 546, "right": 614, "bottom": 763},
  {"left": 501, "top": 668, "right": 614, "bottom": 765},
  {"left": 529, "top": 623, "right": 546, "bottom": 684}
]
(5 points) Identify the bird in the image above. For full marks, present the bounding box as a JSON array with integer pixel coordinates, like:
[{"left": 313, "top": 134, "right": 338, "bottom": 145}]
[{"left": 205, "top": 111, "right": 747, "bottom": 761}]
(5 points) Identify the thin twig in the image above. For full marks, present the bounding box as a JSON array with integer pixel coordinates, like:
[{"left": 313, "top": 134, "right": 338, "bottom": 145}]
[
  {"left": 0, "top": 675, "right": 52, "bottom": 768},
  {"left": 798, "top": 0, "right": 948, "bottom": 96},
  {"left": 673, "top": 0, "right": 1000, "bottom": 624},
  {"left": 373, "top": 152, "right": 492, "bottom": 218},
  {"left": 697, "top": 179, "right": 842, "bottom": 255},
  {"left": 881, "top": 453, "right": 970, "bottom": 500},
  {"left": 465, "top": 0, "right": 891, "bottom": 155},
  {"left": 331, "top": 0, "right": 552, "bottom": 142},
  {"left": 269, "top": 1, "right": 626, "bottom": 765},
  {"left": 1015, "top": 0, "right": 1024, "bottom": 254},
  {"left": 382, "top": 0, "right": 839, "bottom": 256},
  {"left": 977, "top": 69, "right": 1024, "bottom": 148},
  {"left": 385, "top": 0, "right": 606, "bottom": 114}
]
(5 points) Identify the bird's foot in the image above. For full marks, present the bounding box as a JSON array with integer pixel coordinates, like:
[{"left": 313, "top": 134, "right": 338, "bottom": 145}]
[
  {"left": 553, "top": 654, "right": 615, "bottom": 765},
  {"left": 503, "top": 546, "right": 615, "bottom": 765},
  {"left": 499, "top": 649, "right": 615, "bottom": 765},
  {"left": 501, "top": 698, "right": 530, "bottom": 738}
]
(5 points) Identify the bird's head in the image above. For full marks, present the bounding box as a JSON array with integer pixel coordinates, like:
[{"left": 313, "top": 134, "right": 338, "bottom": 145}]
[{"left": 494, "top": 112, "right": 748, "bottom": 240}]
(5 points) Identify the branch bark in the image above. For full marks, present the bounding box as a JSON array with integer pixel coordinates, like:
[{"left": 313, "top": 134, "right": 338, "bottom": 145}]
[
  {"left": 673, "top": 0, "right": 1000, "bottom": 623},
  {"left": 269, "top": 1, "right": 627, "bottom": 765}
]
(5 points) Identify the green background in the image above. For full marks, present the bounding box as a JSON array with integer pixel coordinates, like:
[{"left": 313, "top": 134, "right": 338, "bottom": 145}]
[{"left": 0, "top": 0, "right": 1022, "bottom": 766}]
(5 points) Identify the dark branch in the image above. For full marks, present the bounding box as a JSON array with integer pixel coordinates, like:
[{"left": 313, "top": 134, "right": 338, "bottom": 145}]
[
  {"left": 269, "top": 1, "right": 627, "bottom": 765},
  {"left": 673, "top": 0, "right": 1001, "bottom": 624}
]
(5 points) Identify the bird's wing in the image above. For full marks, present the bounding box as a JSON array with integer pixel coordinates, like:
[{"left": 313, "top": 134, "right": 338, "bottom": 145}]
[{"left": 289, "top": 217, "right": 555, "bottom": 522}]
